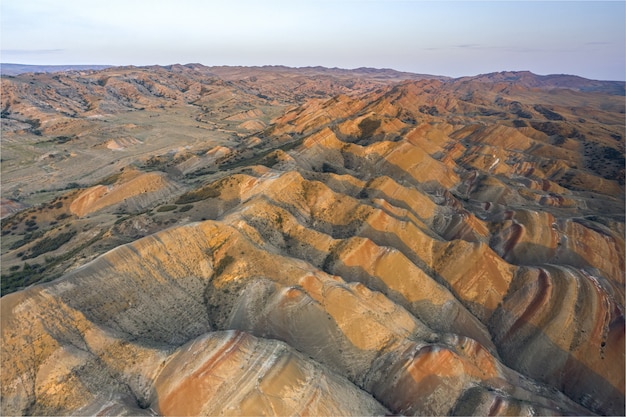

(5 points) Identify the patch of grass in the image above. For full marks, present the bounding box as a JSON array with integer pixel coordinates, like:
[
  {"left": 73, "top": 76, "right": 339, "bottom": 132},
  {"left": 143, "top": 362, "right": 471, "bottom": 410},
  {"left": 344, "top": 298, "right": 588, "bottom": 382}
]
[
  {"left": 1, "top": 263, "right": 44, "bottom": 295},
  {"left": 533, "top": 105, "right": 565, "bottom": 121},
  {"left": 156, "top": 204, "right": 177, "bottom": 212},
  {"left": 184, "top": 167, "right": 217, "bottom": 179},
  {"left": 22, "top": 230, "right": 77, "bottom": 259},
  {"left": 321, "top": 162, "right": 338, "bottom": 174},
  {"left": 9, "top": 230, "right": 44, "bottom": 250},
  {"left": 260, "top": 151, "right": 280, "bottom": 168},
  {"left": 98, "top": 172, "right": 122, "bottom": 186},
  {"left": 61, "top": 182, "right": 82, "bottom": 190},
  {"left": 217, "top": 137, "right": 305, "bottom": 172},
  {"left": 358, "top": 117, "right": 381, "bottom": 138},
  {"left": 142, "top": 155, "right": 170, "bottom": 171},
  {"left": 23, "top": 118, "right": 42, "bottom": 135},
  {"left": 177, "top": 204, "right": 194, "bottom": 212},
  {"left": 419, "top": 105, "right": 439, "bottom": 116},
  {"left": 55, "top": 136, "right": 73, "bottom": 144},
  {"left": 214, "top": 254, "right": 235, "bottom": 276},
  {"left": 175, "top": 185, "right": 221, "bottom": 204},
  {"left": 1, "top": 229, "right": 105, "bottom": 295}
]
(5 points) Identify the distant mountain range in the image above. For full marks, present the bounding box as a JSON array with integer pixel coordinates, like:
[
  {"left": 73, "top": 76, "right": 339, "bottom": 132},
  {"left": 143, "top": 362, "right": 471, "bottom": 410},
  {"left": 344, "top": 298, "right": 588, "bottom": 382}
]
[
  {"left": 460, "top": 70, "right": 625, "bottom": 95},
  {"left": 1, "top": 63, "right": 113, "bottom": 76},
  {"left": 2, "top": 63, "right": 624, "bottom": 92}
]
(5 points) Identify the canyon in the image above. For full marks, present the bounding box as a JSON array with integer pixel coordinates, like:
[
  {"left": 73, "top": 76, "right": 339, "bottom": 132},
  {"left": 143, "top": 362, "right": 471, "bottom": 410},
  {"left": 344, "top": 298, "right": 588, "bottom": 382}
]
[{"left": 1, "top": 64, "right": 624, "bottom": 416}]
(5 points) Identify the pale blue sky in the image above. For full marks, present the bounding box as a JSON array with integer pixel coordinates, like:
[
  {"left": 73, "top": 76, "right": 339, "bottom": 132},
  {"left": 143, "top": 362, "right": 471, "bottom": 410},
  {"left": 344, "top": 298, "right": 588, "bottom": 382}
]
[{"left": 1, "top": 0, "right": 624, "bottom": 80}]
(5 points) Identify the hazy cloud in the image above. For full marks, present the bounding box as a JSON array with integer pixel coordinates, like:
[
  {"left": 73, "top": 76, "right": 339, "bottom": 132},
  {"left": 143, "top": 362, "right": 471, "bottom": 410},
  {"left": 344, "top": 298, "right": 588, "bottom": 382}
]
[
  {"left": 425, "top": 44, "right": 546, "bottom": 53},
  {"left": 454, "top": 44, "right": 483, "bottom": 49},
  {"left": 2, "top": 49, "right": 64, "bottom": 55}
]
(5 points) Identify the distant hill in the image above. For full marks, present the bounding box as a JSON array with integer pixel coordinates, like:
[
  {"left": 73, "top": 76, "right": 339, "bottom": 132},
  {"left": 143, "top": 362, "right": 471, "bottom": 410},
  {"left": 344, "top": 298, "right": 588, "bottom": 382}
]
[
  {"left": 0, "top": 63, "right": 444, "bottom": 80},
  {"left": 203, "top": 64, "right": 450, "bottom": 81},
  {"left": 0, "top": 63, "right": 113, "bottom": 76},
  {"left": 4, "top": 63, "right": 622, "bottom": 94},
  {"left": 459, "top": 70, "right": 625, "bottom": 95}
]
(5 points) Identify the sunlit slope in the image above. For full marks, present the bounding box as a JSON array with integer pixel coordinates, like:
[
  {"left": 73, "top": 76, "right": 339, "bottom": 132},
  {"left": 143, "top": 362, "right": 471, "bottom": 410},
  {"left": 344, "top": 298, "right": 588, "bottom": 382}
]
[{"left": 1, "top": 67, "right": 624, "bottom": 416}]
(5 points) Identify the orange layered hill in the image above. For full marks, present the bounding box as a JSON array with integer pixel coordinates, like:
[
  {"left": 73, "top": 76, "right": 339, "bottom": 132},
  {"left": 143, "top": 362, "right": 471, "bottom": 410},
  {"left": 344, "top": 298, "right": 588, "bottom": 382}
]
[{"left": 1, "top": 65, "right": 624, "bottom": 416}]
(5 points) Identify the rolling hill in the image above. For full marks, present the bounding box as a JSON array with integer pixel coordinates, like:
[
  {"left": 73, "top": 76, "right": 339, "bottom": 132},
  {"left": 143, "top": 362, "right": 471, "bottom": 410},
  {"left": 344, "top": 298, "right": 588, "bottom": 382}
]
[{"left": 1, "top": 64, "right": 624, "bottom": 416}]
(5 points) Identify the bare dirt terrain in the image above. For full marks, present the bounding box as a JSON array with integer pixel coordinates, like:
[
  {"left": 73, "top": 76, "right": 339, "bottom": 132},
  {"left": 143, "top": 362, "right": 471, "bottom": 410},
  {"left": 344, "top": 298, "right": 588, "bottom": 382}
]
[{"left": 1, "top": 65, "right": 624, "bottom": 416}]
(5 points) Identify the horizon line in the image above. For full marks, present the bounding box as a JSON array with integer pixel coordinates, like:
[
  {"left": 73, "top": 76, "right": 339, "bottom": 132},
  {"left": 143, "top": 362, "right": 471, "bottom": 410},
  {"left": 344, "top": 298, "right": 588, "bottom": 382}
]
[{"left": 1, "top": 62, "right": 624, "bottom": 82}]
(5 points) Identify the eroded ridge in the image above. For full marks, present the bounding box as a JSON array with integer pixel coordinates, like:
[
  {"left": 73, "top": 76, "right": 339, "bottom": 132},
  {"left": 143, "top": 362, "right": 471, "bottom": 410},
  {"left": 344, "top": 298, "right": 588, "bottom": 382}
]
[{"left": 1, "top": 67, "right": 624, "bottom": 416}]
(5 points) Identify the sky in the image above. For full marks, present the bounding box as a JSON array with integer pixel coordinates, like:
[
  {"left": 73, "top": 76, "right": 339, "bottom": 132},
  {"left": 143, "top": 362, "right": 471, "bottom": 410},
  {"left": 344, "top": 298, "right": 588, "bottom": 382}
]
[{"left": 1, "top": 0, "right": 624, "bottom": 80}]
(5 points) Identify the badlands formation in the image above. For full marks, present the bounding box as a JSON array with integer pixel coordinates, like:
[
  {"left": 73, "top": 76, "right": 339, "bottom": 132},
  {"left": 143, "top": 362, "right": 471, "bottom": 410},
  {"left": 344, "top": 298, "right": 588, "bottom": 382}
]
[{"left": 1, "top": 65, "right": 624, "bottom": 416}]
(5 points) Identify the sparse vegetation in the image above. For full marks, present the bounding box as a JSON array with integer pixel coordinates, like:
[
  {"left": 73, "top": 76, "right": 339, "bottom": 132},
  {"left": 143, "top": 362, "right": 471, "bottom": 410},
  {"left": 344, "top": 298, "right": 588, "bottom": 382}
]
[
  {"left": 114, "top": 216, "right": 129, "bottom": 225},
  {"left": 533, "top": 105, "right": 565, "bottom": 121},
  {"left": 175, "top": 184, "right": 221, "bottom": 204},
  {"left": 98, "top": 172, "right": 123, "bottom": 186},
  {"left": 54, "top": 136, "right": 73, "bottom": 144},
  {"left": 515, "top": 110, "right": 533, "bottom": 118},
  {"left": 260, "top": 151, "right": 280, "bottom": 168},
  {"left": 144, "top": 155, "right": 168, "bottom": 169},
  {"left": 184, "top": 166, "right": 217, "bottom": 178},
  {"left": 22, "top": 230, "right": 77, "bottom": 260},
  {"left": 419, "top": 105, "right": 439, "bottom": 116},
  {"left": 10, "top": 230, "right": 45, "bottom": 250},
  {"left": 1, "top": 262, "right": 44, "bottom": 294},
  {"left": 513, "top": 120, "right": 528, "bottom": 128},
  {"left": 156, "top": 204, "right": 178, "bottom": 212},
  {"left": 2, "top": 229, "right": 104, "bottom": 294},
  {"left": 321, "top": 162, "right": 338, "bottom": 174},
  {"left": 23, "top": 118, "right": 42, "bottom": 135},
  {"left": 358, "top": 117, "right": 381, "bottom": 138},
  {"left": 214, "top": 254, "right": 235, "bottom": 276}
]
